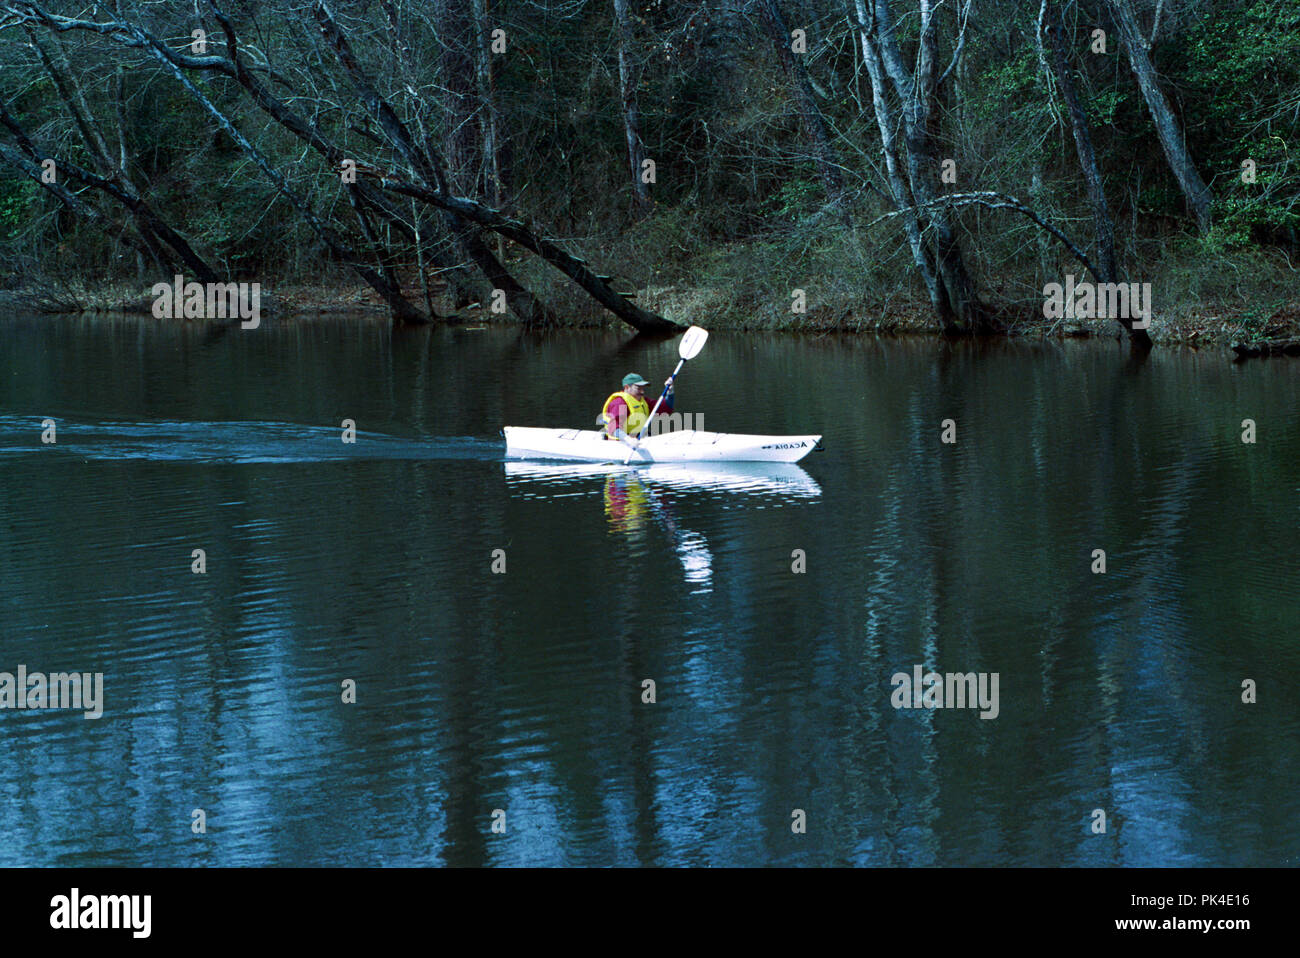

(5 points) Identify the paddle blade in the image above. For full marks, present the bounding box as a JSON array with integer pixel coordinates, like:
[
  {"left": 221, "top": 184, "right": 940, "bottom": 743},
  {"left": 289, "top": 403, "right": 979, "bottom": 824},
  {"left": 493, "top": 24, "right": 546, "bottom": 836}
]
[{"left": 678, "top": 325, "right": 709, "bottom": 360}]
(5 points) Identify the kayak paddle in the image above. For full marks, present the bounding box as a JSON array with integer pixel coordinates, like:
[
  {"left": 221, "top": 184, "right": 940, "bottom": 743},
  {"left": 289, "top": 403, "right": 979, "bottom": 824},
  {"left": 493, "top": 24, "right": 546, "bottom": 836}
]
[{"left": 624, "top": 324, "right": 709, "bottom": 464}]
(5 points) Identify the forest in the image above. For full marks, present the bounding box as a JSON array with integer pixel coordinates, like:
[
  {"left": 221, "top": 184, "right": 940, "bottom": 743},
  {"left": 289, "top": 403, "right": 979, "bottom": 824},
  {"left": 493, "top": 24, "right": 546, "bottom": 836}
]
[{"left": 0, "top": 0, "right": 1296, "bottom": 347}]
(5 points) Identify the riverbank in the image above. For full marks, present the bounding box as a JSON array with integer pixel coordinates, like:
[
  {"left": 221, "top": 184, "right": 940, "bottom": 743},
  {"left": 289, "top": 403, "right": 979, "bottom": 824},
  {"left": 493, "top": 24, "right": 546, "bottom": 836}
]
[{"left": 3, "top": 279, "right": 1297, "bottom": 351}]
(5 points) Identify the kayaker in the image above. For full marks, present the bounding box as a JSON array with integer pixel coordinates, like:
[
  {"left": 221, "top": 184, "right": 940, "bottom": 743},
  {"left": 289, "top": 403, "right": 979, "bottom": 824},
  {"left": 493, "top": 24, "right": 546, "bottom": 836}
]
[{"left": 598, "top": 373, "right": 673, "bottom": 443}]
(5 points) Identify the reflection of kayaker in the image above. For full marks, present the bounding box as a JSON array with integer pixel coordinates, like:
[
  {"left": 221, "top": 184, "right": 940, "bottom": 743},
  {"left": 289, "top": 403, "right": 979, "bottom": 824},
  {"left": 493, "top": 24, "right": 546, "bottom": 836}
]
[
  {"left": 603, "top": 472, "right": 650, "bottom": 532},
  {"left": 596, "top": 373, "right": 673, "bottom": 445},
  {"left": 600, "top": 468, "right": 710, "bottom": 590}
]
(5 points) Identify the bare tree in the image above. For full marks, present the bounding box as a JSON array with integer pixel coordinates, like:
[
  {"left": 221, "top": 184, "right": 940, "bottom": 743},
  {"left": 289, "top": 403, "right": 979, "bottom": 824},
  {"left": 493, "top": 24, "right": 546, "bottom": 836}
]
[
  {"left": 4, "top": 0, "right": 682, "bottom": 330},
  {"left": 310, "top": 0, "right": 672, "bottom": 330},
  {"left": 756, "top": 0, "right": 850, "bottom": 223},
  {"left": 0, "top": 97, "right": 220, "bottom": 286},
  {"left": 852, "top": 0, "right": 987, "bottom": 332},
  {"left": 850, "top": 0, "right": 938, "bottom": 307},
  {"left": 613, "top": 0, "right": 652, "bottom": 216},
  {"left": 471, "top": 0, "right": 503, "bottom": 213},
  {"left": 1039, "top": 1, "right": 1149, "bottom": 347},
  {"left": 1041, "top": 2, "right": 1118, "bottom": 282},
  {"left": 1104, "top": 0, "right": 1212, "bottom": 232}
]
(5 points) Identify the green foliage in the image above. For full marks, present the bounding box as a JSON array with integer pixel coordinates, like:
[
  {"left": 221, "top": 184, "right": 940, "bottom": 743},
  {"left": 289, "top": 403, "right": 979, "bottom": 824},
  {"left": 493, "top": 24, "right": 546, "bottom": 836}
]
[
  {"left": 1178, "top": 0, "right": 1300, "bottom": 242},
  {"left": 1086, "top": 89, "right": 1125, "bottom": 128},
  {"left": 0, "top": 181, "right": 27, "bottom": 241},
  {"left": 764, "top": 173, "right": 823, "bottom": 221}
]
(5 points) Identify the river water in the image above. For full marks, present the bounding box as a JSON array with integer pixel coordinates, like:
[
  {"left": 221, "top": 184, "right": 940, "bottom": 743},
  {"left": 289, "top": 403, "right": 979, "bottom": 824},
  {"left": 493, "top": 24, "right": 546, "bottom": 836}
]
[{"left": 1, "top": 314, "right": 1297, "bottom": 866}]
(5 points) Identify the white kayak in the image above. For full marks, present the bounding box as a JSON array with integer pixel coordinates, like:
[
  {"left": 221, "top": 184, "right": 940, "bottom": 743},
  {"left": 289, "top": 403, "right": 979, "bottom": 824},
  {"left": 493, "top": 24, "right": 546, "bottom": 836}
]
[{"left": 503, "top": 427, "right": 822, "bottom": 463}]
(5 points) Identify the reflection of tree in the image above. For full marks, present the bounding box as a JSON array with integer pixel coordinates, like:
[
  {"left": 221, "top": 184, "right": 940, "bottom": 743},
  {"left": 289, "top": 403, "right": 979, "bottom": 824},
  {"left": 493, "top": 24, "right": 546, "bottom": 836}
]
[{"left": 619, "top": 620, "right": 660, "bottom": 864}]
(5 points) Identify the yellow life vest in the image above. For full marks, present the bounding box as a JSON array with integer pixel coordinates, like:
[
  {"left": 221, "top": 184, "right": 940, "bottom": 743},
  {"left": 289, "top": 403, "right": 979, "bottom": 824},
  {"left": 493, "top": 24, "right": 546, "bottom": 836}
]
[{"left": 599, "top": 390, "right": 651, "bottom": 437}]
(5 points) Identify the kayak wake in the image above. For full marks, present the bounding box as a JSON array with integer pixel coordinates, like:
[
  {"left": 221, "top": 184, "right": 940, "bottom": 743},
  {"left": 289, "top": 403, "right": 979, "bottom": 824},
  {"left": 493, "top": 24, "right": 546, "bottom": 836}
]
[{"left": 0, "top": 416, "right": 501, "bottom": 464}]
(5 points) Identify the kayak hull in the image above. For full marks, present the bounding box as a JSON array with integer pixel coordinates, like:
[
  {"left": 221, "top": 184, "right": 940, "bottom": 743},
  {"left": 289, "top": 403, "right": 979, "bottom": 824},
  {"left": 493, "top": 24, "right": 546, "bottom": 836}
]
[
  {"left": 504, "top": 460, "right": 822, "bottom": 497},
  {"left": 503, "top": 427, "right": 821, "bottom": 463}
]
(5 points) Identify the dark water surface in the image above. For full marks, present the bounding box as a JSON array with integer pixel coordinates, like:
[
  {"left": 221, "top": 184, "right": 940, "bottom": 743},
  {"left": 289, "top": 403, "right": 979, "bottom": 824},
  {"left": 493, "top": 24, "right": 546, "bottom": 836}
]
[{"left": 1, "top": 314, "right": 1297, "bottom": 866}]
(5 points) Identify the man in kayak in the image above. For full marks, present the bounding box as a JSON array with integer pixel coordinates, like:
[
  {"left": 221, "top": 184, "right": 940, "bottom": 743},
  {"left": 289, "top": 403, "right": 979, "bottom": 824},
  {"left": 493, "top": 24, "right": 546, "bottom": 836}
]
[{"left": 598, "top": 373, "right": 673, "bottom": 444}]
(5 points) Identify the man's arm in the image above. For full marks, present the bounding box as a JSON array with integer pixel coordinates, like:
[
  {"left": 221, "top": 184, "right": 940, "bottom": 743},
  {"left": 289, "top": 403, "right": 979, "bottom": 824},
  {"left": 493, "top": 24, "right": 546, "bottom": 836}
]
[{"left": 645, "top": 380, "right": 674, "bottom": 422}]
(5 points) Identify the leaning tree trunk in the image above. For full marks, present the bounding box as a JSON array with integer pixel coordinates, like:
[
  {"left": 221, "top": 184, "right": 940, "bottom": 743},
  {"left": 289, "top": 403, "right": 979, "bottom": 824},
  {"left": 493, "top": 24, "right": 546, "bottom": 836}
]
[
  {"left": 0, "top": 140, "right": 162, "bottom": 268},
  {"left": 337, "top": 0, "right": 544, "bottom": 323},
  {"left": 1105, "top": 0, "right": 1212, "bottom": 233},
  {"left": 22, "top": 31, "right": 219, "bottom": 284},
  {"left": 10, "top": 0, "right": 678, "bottom": 333},
  {"left": 0, "top": 101, "right": 220, "bottom": 286},
  {"left": 384, "top": 179, "right": 677, "bottom": 332},
  {"left": 128, "top": 27, "right": 427, "bottom": 323}
]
